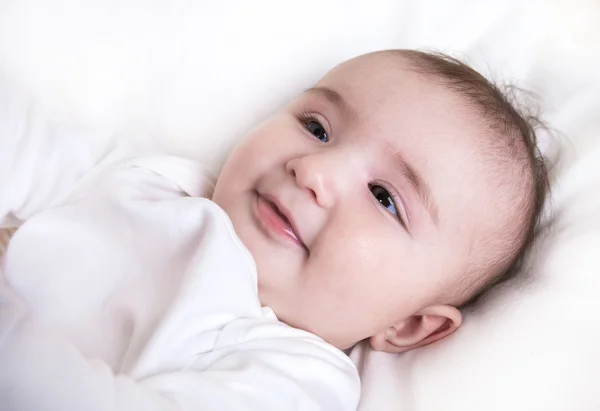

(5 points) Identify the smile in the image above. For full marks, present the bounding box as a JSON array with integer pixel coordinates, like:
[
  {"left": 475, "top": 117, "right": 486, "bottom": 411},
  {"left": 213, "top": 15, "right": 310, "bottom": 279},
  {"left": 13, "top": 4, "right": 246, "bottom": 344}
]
[{"left": 254, "top": 191, "right": 306, "bottom": 250}]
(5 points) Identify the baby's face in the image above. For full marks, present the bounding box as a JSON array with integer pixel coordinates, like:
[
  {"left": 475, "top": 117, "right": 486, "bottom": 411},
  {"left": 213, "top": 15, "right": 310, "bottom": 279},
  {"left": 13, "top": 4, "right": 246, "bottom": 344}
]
[{"left": 213, "top": 53, "right": 509, "bottom": 350}]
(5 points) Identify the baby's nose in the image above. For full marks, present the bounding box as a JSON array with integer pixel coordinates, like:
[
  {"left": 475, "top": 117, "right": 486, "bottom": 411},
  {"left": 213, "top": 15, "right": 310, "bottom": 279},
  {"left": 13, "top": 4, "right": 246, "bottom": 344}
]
[{"left": 286, "top": 154, "right": 349, "bottom": 209}]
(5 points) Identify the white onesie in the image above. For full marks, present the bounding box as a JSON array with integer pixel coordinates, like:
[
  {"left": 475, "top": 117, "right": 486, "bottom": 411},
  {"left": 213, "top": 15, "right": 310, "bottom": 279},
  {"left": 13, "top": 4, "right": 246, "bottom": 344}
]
[{"left": 0, "top": 81, "right": 360, "bottom": 410}]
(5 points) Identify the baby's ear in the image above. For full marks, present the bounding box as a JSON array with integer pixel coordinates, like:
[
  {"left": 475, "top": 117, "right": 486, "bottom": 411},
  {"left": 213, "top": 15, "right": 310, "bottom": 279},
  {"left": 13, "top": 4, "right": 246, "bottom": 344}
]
[{"left": 369, "top": 305, "right": 462, "bottom": 353}]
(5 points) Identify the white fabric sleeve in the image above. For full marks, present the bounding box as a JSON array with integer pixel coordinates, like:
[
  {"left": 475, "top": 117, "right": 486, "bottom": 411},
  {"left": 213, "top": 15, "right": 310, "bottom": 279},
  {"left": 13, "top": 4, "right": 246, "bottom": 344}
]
[
  {"left": 0, "top": 79, "right": 132, "bottom": 228},
  {"left": 0, "top": 288, "right": 178, "bottom": 410},
  {"left": 0, "top": 287, "right": 359, "bottom": 411}
]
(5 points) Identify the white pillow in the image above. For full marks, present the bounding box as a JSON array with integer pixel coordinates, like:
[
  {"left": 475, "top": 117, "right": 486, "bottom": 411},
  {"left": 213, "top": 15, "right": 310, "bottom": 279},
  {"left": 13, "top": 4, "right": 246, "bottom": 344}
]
[{"left": 1, "top": 1, "right": 598, "bottom": 410}]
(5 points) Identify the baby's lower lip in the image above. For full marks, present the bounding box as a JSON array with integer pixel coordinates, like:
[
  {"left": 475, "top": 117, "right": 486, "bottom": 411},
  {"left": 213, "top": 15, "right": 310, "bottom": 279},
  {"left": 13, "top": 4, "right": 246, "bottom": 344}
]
[{"left": 254, "top": 194, "right": 304, "bottom": 249}]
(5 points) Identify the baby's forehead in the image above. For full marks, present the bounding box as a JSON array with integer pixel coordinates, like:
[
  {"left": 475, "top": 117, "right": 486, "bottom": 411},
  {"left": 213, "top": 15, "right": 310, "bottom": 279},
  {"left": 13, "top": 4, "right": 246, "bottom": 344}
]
[
  {"left": 315, "top": 54, "right": 486, "bottom": 136},
  {"left": 314, "top": 53, "right": 492, "bottom": 178}
]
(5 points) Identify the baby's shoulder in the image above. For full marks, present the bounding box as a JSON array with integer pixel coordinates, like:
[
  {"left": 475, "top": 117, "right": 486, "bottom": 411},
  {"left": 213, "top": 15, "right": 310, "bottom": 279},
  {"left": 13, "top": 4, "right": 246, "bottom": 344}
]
[
  {"left": 189, "top": 315, "right": 361, "bottom": 410},
  {"left": 126, "top": 156, "right": 216, "bottom": 198},
  {"left": 73, "top": 155, "right": 216, "bottom": 203}
]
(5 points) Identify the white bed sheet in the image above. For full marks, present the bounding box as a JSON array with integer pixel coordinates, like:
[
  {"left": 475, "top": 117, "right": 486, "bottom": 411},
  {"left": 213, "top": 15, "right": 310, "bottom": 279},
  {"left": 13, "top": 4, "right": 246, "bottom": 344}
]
[{"left": 0, "top": 1, "right": 599, "bottom": 410}]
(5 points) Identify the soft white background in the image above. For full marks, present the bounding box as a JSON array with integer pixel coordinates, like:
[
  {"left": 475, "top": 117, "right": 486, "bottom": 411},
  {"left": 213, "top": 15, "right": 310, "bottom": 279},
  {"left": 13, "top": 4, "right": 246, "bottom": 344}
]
[{"left": 1, "top": 0, "right": 599, "bottom": 410}]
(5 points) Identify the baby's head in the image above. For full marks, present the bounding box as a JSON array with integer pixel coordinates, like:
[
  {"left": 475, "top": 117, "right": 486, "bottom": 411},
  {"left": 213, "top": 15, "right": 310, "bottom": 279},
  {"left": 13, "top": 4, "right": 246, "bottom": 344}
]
[{"left": 212, "top": 50, "right": 548, "bottom": 351}]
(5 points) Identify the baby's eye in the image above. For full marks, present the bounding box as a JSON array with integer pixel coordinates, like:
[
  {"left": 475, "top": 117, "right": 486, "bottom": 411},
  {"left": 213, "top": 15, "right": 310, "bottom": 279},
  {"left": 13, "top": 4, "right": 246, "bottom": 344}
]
[
  {"left": 298, "top": 111, "right": 330, "bottom": 143},
  {"left": 305, "top": 119, "right": 329, "bottom": 142},
  {"left": 370, "top": 184, "right": 399, "bottom": 217}
]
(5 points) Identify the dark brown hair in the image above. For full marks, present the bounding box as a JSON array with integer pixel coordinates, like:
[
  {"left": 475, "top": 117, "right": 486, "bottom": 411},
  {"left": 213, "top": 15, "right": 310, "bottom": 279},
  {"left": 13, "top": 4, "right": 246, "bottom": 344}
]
[{"left": 399, "top": 49, "right": 550, "bottom": 307}]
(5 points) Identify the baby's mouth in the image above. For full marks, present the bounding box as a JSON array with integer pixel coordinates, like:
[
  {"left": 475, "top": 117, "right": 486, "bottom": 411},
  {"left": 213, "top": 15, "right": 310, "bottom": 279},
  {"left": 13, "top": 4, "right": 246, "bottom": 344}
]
[
  {"left": 269, "top": 201, "right": 291, "bottom": 225},
  {"left": 255, "top": 192, "right": 307, "bottom": 250}
]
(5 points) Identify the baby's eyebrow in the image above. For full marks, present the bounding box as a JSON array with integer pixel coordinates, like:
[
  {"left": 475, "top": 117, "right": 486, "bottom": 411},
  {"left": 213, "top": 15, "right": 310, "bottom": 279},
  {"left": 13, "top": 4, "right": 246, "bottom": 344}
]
[
  {"left": 303, "top": 86, "right": 356, "bottom": 120},
  {"left": 391, "top": 150, "right": 439, "bottom": 226}
]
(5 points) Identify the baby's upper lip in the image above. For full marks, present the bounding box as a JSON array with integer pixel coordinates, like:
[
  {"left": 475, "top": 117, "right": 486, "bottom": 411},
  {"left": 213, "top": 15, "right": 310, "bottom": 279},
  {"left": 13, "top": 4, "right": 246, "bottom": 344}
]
[{"left": 261, "top": 192, "right": 307, "bottom": 249}]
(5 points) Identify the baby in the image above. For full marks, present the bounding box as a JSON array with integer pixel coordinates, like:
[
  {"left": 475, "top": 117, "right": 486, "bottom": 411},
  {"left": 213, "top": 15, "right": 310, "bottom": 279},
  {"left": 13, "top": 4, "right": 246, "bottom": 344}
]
[{"left": 0, "top": 50, "right": 548, "bottom": 410}]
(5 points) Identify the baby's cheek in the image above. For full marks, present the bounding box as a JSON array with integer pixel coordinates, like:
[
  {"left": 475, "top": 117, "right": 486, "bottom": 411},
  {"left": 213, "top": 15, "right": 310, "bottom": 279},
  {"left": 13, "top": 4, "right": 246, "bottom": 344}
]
[
  {"left": 318, "top": 232, "right": 388, "bottom": 293},
  {"left": 241, "top": 126, "right": 298, "bottom": 170}
]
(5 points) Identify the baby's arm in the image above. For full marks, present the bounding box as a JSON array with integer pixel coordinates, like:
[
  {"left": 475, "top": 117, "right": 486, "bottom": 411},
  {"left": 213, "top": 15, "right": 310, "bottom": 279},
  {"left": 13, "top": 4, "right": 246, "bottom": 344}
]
[
  {"left": 0, "top": 79, "right": 132, "bottom": 228},
  {"left": 0, "top": 288, "right": 179, "bottom": 410},
  {"left": 0, "top": 287, "right": 359, "bottom": 411}
]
